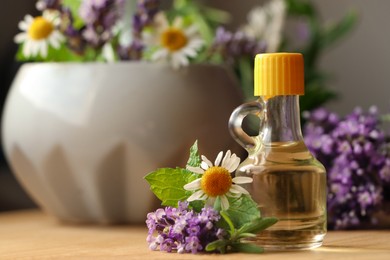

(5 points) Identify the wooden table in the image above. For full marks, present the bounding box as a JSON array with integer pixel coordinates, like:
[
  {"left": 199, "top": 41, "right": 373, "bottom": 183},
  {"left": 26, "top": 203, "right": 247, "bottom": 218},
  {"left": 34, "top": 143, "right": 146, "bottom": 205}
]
[{"left": 0, "top": 210, "right": 389, "bottom": 259}]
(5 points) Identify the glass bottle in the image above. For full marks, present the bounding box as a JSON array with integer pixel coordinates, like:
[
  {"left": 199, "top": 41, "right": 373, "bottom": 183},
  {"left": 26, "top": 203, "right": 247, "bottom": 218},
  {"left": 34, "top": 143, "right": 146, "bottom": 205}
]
[{"left": 229, "top": 53, "right": 327, "bottom": 250}]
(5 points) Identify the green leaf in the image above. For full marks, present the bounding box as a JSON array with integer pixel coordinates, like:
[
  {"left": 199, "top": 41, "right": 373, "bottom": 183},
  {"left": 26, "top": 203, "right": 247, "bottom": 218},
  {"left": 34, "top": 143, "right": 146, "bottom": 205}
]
[
  {"left": 286, "top": 0, "right": 316, "bottom": 18},
  {"left": 144, "top": 168, "right": 200, "bottom": 206},
  {"left": 238, "top": 217, "right": 278, "bottom": 235},
  {"left": 220, "top": 211, "right": 235, "bottom": 232},
  {"left": 189, "top": 200, "right": 203, "bottom": 212},
  {"left": 202, "top": 6, "right": 231, "bottom": 24},
  {"left": 186, "top": 140, "right": 202, "bottom": 167},
  {"left": 231, "top": 243, "right": 264, "bottom": 254},
  {"left": 320, "top": 11, "right": 358, "bottom": 49},
  {"left": 62, "top": 0, "right": 84, "bottom": 29},
  {"left": 225, "top": 195, "right": 260, "bottom": 228},
  {"left": 205, "top": 239, "right": 227, "bottom": 252}
]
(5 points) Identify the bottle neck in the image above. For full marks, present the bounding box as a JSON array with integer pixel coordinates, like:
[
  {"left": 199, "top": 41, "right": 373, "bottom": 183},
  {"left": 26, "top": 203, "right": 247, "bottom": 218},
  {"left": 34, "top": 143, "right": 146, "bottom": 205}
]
[{"left": 260, "top": 95, "right": 303, "bottom": 144}]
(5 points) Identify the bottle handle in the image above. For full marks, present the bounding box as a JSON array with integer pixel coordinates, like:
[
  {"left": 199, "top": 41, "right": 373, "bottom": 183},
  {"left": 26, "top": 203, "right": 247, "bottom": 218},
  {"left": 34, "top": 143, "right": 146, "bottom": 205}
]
[{"left": 228, "top": 100, "right": 264, "bottom": 151}]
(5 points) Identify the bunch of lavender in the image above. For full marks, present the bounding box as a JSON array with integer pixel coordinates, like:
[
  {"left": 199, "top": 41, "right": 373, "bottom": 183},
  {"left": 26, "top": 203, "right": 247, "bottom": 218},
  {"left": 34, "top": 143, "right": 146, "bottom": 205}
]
[
  {"left": 304, "top": 107, "right": 390, "bottom": 229},
  {"left": 146, "top": 202, "right": 225, "bottom": 254}
]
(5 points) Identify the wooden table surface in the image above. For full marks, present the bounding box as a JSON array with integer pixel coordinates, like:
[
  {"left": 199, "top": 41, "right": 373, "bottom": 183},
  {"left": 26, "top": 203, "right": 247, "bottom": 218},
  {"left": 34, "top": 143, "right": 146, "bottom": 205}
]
[{"left": 0, "top": 210, "right": 389, "bottom": 259}]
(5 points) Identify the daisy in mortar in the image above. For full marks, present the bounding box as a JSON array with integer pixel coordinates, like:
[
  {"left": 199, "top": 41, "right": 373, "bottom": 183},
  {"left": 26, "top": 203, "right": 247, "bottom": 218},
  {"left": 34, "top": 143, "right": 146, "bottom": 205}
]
[
  {"left": 145, "top": 13, "right": 204, "bottom": 69},
  {"left": 184, "top": 150, "right": 253, "bottom": 210},
  {"left": 14, "top": 11, "right": 64, "bottom": 58}
]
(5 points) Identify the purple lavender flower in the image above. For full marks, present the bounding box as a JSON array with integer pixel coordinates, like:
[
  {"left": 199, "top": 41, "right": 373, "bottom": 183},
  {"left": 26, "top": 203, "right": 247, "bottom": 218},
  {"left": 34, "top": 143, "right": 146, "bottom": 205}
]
[
  {"left": 210, "top": 27, "right": 267, "bottom": 64},
  {"left": 136, "top": 0, "right": 160, "bottom": 27},
  {"left": 185, "top": 236, "right": 202, "bottom": 254},
  {"left": 79, "top": 0, "right": 125, "bottom": 47},
  {"left": 117, "top": 0, "right": 160, "bottom": 61},
  {"left": 145, "top": 202, "right": 225, "bottom": 254},
  {"left": 304, "top": 106, "right": 390, "bottom": 229}
]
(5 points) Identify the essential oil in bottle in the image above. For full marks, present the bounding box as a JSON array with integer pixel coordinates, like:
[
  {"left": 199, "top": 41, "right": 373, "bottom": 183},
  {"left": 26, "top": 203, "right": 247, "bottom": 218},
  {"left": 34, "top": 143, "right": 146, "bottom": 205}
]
[{"left": 229, "top": 53, "right": 327, "bottom": 250}]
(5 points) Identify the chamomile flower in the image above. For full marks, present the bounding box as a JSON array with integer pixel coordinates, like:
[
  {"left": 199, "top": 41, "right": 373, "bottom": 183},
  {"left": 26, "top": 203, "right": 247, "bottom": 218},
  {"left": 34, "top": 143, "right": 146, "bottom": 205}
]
[
  {"left": 145, "top": 13, "right": 204, "bottom": 69},
  {"left": 14, "top": 11, "right": 64, "bottom": 58},
  {"left": 184, "top": 151, "right": 253, "bottom": 210}
]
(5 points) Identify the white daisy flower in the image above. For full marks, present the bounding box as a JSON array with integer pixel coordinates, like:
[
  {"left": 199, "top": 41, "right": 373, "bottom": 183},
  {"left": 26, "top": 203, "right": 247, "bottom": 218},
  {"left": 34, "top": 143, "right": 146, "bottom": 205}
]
[
  {"left": 184, "top": 150, "right": 253, "bottom": 211},
  {"left": 145, "top": 13, "right": 204, "bottom": 69},
  {"left": 14, "top": 11, "right": 64, "bottom": 58}
]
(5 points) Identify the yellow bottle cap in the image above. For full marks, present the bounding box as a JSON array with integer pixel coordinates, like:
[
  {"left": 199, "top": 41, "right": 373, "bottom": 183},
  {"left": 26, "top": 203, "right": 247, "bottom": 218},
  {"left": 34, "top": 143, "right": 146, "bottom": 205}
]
[{"left": 254, "top": 53, "right": 304, "bottom": 96}]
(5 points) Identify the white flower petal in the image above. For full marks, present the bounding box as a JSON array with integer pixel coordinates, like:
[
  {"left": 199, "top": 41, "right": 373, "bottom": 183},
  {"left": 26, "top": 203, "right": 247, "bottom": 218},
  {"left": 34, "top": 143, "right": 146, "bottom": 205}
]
[
  {"left": 185, "top": 25, "right": 198, "bottom": 37},
  {"left": 187, "top": 190, "right": 206, "bottom": 202},
  {"left": 224, "top": 154, "right": 240, "bottom": 172},
  {"left": 230, "top": 184, "right": 250, "bottom": 195},
  {"left": 201, "top": 155, "right": 213, "bottom": 168},
  {"left": 172, "top": 17, "right": 184, "bottom": 28},
  {"left": 221, "top": 150, "right": 232, "bottom": 168},
  {"left": 227, "top": 156, "right": 241, "bottom": 172},
  {"left": 151, "top": 48, "right": 168, "bottom": 61},
  {"left": 214, "top": 151, "right": 223, "bottom": 167},
  {"left": 232, "top": 176, "right": 253, "bottom": 184},
  {"left": 182, "top": 47, "right": 197, "bottom": 58},
  {"left": 183, "top": 178, "right": 201, "bottom": 191},
  {"left": 52, "top": 31, "right": 65, "bottom": 43},
  {"left": 186, "top": 166, "right": 204, "bottom": 174},
  {"left": 49, "top": 35, "right": 60, "bottom": 49},
  {"left": 220, "top": 195, "right": 230, "bottom": 210},
  {"left": 23, "top": 40, "right": 32, "bottom": 57},
  {"left": 39, "top": 40, "right": 48, "bottom": 58},
  {"left": 171, "top": 53, "right": 181, "bottom": 69},
  {"left": 171, "top": 51, "right": 189, "bottom": 68},
  {"left": 14, "top": 33, "right": 27, "bottom": 43},
  {"left": 187, "top": 38, "right": 204, "bottom": 49},
  {"left": 31, "top": 41, "right": 40, "bottom": 56},
  {"left": 25, "top": 15, "right": 33, "bottom": 23},
  {"left": 18, "top": 21, "right": 29, "bottom": 31},
  {"left": 224, "top": 154, "right": 236, "bottom": 171},
  {"left": 200, "top": 161, "right": 210, "bottom": 171}
]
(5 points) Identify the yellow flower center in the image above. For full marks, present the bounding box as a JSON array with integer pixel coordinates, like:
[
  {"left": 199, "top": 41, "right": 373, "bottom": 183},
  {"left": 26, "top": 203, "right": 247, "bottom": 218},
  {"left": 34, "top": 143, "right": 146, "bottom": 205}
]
[
  {"left": 28, "top": 16, "right": 54, "bottom": 40},
  {"left": 201, "top": 166, "right": 232, "bottom": 197},
  {"left": 160, "top": 28, "right": 188, "bottom": 51}
]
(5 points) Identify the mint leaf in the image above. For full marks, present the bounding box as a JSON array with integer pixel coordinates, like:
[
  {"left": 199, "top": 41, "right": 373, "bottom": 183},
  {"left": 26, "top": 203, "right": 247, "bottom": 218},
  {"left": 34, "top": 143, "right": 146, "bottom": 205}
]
[
  {"left": 205, "top": 239, "right": 227, "bottom": 252},
  {"left": 238, "top": 217, "right": 278, "bottom": 235},
  {"left": 225, "top": 195, "right": 260, "bottom": 228},
  {"left": 186, "top": 140, "right": 202, "bottom": 167},
  {"left": 144, "top": 168, "right": 200, "bottom": 206},
  {"left": 231, "top": 243, "right": 264, "bottom": 254}
]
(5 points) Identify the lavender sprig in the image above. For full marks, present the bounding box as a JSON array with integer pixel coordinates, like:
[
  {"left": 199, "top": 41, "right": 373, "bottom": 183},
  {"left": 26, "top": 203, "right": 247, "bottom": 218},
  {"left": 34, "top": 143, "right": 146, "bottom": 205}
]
[
  {"left": 146, "top": 202, "right": 225, "bottom": 254},
  {"left": 304, "top": 107, "right": 390, "bottom": 229}
]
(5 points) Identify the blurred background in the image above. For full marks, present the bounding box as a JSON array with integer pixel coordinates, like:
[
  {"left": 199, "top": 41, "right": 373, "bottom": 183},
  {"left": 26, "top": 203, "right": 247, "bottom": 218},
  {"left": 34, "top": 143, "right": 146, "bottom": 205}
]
[{"left": 0, "top": 0, "right": 389, "bottom": 212}]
